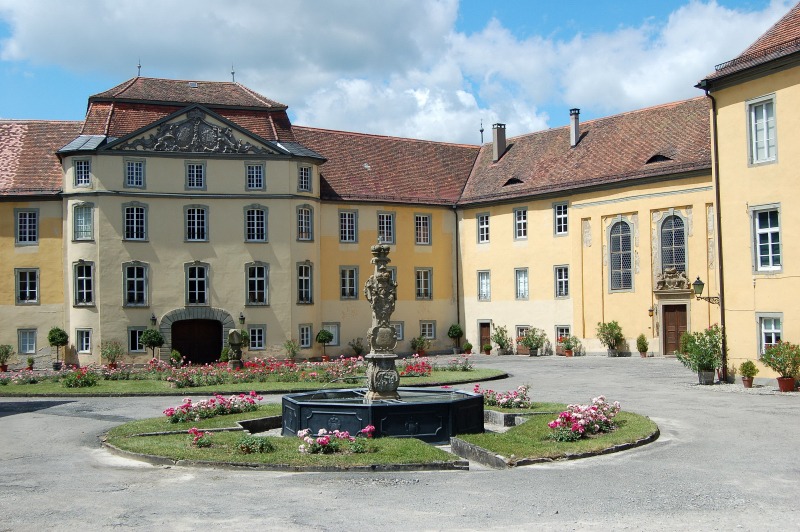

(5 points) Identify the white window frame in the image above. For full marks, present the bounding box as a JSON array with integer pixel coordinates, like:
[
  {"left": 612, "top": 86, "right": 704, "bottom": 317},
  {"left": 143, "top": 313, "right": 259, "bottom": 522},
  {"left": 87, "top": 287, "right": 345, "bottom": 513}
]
[
  {"left": 298, "top": 166, "right": 312, "bottom": 192},
  {"left": 751, "top": 205, "right": 782, "bottom": 273},
  {"left": 123, "top": 202, "right": 148, "bottom": 241},
  {"left": 248, "top": 326, "right": 266, "bottom": 350},
  {"left": 556, "top": 326, "right": 571, "bottom": 343},
  {"left": 477, "top": 213, "right": 490, "bottom": 243},
  {"left": 415, "top": 268, "right": 432, "bottom": 300},
  {"left": 391, "top": 321, "right": 404, "bottom": 341},
  {"left": 515, "top": 268, "right": 529, "bottom": 300},
  {"left": 74, "top": 159, "right": 91, "bottom": 187},
  {"left": 76, "top": 329, "right": 92, "bottom": 353},
  {"left": 420, "top": 321, "right": 436, "bottom": 339},
  {"left": 554, "top": 202, "right": 568, "bottom": 236},
  {"left": 477, "top": 270, "right": 491, "bottom": 301},
  {"left": 757, "top": 313, "right": 782, "bottom": 356},
  {"left": 514, "top": 207, "right": 528, "bottom": 240},
  {"left": 297, "top": 262, "right": 313, "bottom": 304},
  {"left": 128, "top": 327, "right": 146, "bottom": 352},
  {"left": 73, "top": 203, "right": 93, "bottom": 241},
  {"left": 15, "top": 268, "right": 39, "bottom": 305},
  {"left": 123, "top": 262, "right": 148, "bottom": 307},
  {"left": 297, "top": 205, "right": 313, "bottom": 241},
  {"left": 299, "top": 324, "right": 312, "bottom": 348},
  {"left": 322, "top": 323, "right": 340, "bottom": 346},
  {"left": 378, "top": 212, "right": 395, "bottom": 244},
  {"left": 15, "top": 209, "right": 38, "bottom": 245},
  {"left": 339, "top": 210, "right": 358, "bottom": 243},
  {"left": 244, "top": 205, "right": 268, "bottom": 242},
  {"left": 245, "top": 163, "right": 265, "bottom": 190},
  {"left": 340, "top": 266, "right": 358, "bottom": 300},
  {"left": 185, "top": 205, "right": 209, "bottom": 242},
  {"left": 555, "top": 265, "right": 570, "bottom": 298},
  {"left": 185, "top": 162, "right": 206, "bottom": 190},
  {"left": 748, "top": 94, "right": 777, "bottom": 165},
  {"left": 185, "top": 263, "right": 209, "bottom": 305},
  {"left": 125, "top": 159, "right": 145, "bottom": 188},
  {"left": 74, "top": 261, "right": 94, "bottom": 306},
  {"left": 246, "top": 262, "right": 269, "bottom": 306},
  {"left": 415, "top": 214, "right": 431, "bottom": 245},
  {"left": 18, "top": 329, "right": 36, "bottom": 355}
]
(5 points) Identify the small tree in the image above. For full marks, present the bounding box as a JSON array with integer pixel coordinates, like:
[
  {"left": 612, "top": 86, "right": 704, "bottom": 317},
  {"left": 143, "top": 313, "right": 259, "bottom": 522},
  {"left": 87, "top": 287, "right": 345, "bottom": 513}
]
[
  {"left": 283, "top": 339, "right": 301, "bottom": 360},
  {"left": 315, "top": 329, "right": 334, "bottom": 359},
  {"left": 140, "top": 329, "right": 165, "bottom": 359},
  {"left": 596, "top": 321, "right": 624, "bottom": 350},
  {"left": 490, "top": 325, "right": 512, "bottom": 350},
  {"left": 447, "top": 324, "right": 464, "bottom": 349},
  {"left": 636, "top": 334, "right": 649, "bottom": 354},
  {"left": 47, "top": 327, "right": 69, "bottom": 362},
  {"left": 0, "top": 344, "right": 14, "bottom": 365},
  {"left": 100, "top": 340, "right": 124, "bottom": 365}
]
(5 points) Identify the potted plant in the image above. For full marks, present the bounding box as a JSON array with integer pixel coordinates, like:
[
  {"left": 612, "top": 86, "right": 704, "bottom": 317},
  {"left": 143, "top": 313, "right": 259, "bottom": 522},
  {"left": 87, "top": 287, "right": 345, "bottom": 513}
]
[
  {"left": 462, "top": 341, "right": 473, "bottom": 355},
  {"left": 739, "top": 360, "right": 759, "bottom": 388},
  {"left": 675, "top": 324, "right": 723, "bottom": 385},
  {"left": 26, "top": 356, "right": 34, "bottom": 371},
  {"left": 410, "top": 335, "right": 431, "bottom": 356},
  {"left": 284, "top": 339, "right": 301, "bottom": 360},
  {"left": 760, "top": 341, "right": 800, "bottom": 392},
  {"left": 559, "top": 335, "right": 580, "bottom": 357},
  {"left": 597, "top": 321, "right": 625, "bottom": 357},
  {"left": 47, "top": 327, "right": 69, "bottom": 370},
  {"left": 636, "top": 334, "right": 649, "bottom": 358},
  {"left": 315, "top": 329, "right": 334, "bottom": 361},
  {"left": 0, "top": 345, "right": 13, "bottom": 372},
  {"left": 140, "top": 329, "right": 165, "bottom": 360},
  {"left": 348, "top": 337, "right": 366, "bottom": 357},
  {"left": 482, "top": 343, "right": 492, "bottom": 355},
  {"left": 100, "top": 339, "right": 124, "bottom": 369},
  {"left": 519, "top": 328, "right": 548, "bottom": 357},
  {"left": 490, "top": 325, "right": 512, "bottom": 356},
  {"left": 447, "top": 324, "right": 464, "bottom": 354}
]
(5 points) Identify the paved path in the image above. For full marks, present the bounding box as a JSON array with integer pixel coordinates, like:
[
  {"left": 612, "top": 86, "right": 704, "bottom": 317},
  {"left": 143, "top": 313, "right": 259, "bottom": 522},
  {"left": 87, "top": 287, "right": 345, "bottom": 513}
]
[{"left": 1, "top": 356, "right": 797, "bottom": 530}]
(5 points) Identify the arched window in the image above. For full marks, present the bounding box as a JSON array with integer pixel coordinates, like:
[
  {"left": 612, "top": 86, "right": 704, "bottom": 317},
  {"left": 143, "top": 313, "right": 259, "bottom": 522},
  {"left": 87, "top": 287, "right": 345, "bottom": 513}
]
[
  {"left": 610, "top": 221, "right": 632, "bottom": 290},
  {"left": 660, "top": 215, "right": 686, "bottom": 272}
]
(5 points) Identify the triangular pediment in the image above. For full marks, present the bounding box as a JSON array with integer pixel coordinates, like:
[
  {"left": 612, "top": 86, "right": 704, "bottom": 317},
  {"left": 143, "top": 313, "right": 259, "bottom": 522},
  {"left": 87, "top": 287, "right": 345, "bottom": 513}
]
[{"left": 104, "top": 105, "right": 286, "bottom": 156}]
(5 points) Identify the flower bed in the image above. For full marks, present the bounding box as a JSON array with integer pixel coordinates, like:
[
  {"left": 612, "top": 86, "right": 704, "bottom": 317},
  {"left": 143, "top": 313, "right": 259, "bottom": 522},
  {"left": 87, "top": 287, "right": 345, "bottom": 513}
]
[
  {"left": 298, "top": 425, "right": 375, "bottom": 454},
  {"left": 163, "top": 391, "right": 263, "bottom": 423},
  {"left": 473, "top": 384, "right": 532, "bottom": 409},
  {"left": 547, "top": 395, "right": 621, "bottom": 442}
]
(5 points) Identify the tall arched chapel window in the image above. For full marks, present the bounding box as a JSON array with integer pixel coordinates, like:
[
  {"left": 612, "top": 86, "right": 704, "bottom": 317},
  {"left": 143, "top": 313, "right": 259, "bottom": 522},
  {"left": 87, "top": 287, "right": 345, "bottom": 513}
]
[
  {"left": 660, "top": 215, "right": 686, "bottom": 272},
  {"left": 610, "top": 221, "right": 632, "bottom": 290}
]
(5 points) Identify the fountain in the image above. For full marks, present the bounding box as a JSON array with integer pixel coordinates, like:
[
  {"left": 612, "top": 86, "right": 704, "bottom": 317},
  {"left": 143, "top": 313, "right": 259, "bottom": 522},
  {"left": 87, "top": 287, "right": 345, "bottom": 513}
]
[{"left": 282, "top": 244, "right": 483, "bottom": 443}]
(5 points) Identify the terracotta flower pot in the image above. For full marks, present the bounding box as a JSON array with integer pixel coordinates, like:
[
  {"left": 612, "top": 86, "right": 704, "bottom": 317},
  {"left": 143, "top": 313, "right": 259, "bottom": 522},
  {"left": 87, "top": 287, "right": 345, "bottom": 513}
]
[
  {"left": 640, "top": 351, "right": 647, "bottom": 358},
  {"left": 0, "top": 364, "right": 7, "bottom": 372},
  {"left": 564, "top": 349, "right": 573, "bottom": 357},
  {"left": 777, "top": 377, "right": 796, "bottom": 392},
  {"left": 741, "top": 376, "right": 754, "bottom": 388}
]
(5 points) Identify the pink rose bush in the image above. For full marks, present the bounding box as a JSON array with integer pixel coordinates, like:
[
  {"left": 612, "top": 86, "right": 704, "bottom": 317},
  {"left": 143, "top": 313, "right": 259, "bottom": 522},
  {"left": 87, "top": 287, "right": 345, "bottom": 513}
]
[
  {"left": 298, "top": 425, "right": 376, "bottom": 454},
  {"left": 187, "top": 427, "right": 212, "bottom": 447},
  {"left": 473, "top": 384, "right": 533, "bottom": 409},
  {"left": 163, "top": 391, "right": 263, "bottom": 423},
  {"left": 548, "top": 395, "right": 621, "bottom": 442},
  {"left": 399, "top": 354, "right": 433, "bottom": 377}
]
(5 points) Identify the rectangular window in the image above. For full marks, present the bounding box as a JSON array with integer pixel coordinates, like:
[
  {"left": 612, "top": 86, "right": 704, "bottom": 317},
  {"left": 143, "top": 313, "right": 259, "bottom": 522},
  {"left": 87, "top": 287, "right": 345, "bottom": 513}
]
[
  {"left": 391, "top": 321, "right": 404, "bottom": 341},
  {"left": 124, "top": 264, "right": 147, "bottom": 306},
  {"left": 299, "top": 324, "right": 312, "bottom": 348},
  {"left": 420, "top": 321, "right": 436, "bottom": 339},
  {"left": 186, "top": 207, "right": 208, "bottom": 241},
  {"left": 186, "top": 265, "right": 208, "bottom": 305},
  {"left": 128, "top": 327, "right": 145, "bottom": 352},
  {"left": 514, "top": 208, "right": 528, "bottom": 239},
  {"left": 298, "top": 263, "right": 313, "bottom": 304},
  {"left": 247, "top": 264, "right": 269, "bottom": 305},
  {"left": 73, "top": 204, "right": 93, "bottom": 240},
  {"left": 245, "top": 208, "right": 267, "bottom": 242},
  {"left": 340, "top": 267, "right": 358, "bottom": 299},
  {"left": 16, "top": 210, "right": 38, "bottom": 244},
  {"left": 749, "top": 96, "right": 776, "bottom": 164},
  {"left": 555, "top": 266, "right": 570, "bottom": 298},
  {"left": 297, "top": 206, "right": 313, "bottom": 241},
  {"left": 759, "top": 316, "right": 782, "bottom": 355},
  {"left": 18, "top": 329, "right": 36, "bottom": 355},
  {"left": 298, "top": 166, "right": 312, "bottom": 192},
  {"left": 754, "top": 208, "right": 781, "bottom": 271},
  {"left": 16, "top": 268, "right": 39, "bottom": 304},
  {"left": 322, "top": 323, "right": 340, "bottom": 346},
  {"left": 74, "top": 159, "right": 91, "bottom": 187},
  {"left": 125, "top": 160, "right": 144, "bottom": 188},
  {"left": 516, "top": 325, "right": 530, "bottom": 341},
  {"left": 477, "top": 213, "right": 490, "bottom": 243},
  {"left": 249, "top": 326, "right": 265, "bottom": 350},
  {"left": 554, "top": 203, "right": 568, "bottom": 235},
  {"left": 415, "top": 214, "right": 431, "bottom": 245},
  {"left": 74, "top": 262, "right": 94, "bottom": 305},
  {"left": 378, "top": 212, "right": 395, "bottom": 244},
  {"left": 77, "top": 329, "right": 91, "bottom": 353},
  {"left": 556, "top": 326, "right": 571, "bottom": 343},
  {"left": 415, "top": 268, "right": 432, "bottom": 300},
  {"left": 477, "top": 270, "right": 491, "bottom": 301},
  {"left": 515, "top": 268, "right": 528, "bottom": 300},
  {"left": 246, "top": 164, "right": 264, "bottom": 190},
  {"left": 124, "top": 205, "right": 147, "bottom": 240},
  {"left": 186, "top": 163, "right": 205, "bottom": 189},
  {"left": 339, "top": 211, "right": 357, "bottom": 243}
]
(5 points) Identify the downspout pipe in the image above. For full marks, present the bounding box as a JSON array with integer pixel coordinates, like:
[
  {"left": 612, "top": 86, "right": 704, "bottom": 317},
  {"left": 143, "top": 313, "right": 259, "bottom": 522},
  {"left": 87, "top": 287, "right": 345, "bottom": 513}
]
[
  {"left": 452, "top": 204, "right": 461, "bottom": 333},
  {"left": 705, "top": 89, "right": 728, "bottom": 382}
]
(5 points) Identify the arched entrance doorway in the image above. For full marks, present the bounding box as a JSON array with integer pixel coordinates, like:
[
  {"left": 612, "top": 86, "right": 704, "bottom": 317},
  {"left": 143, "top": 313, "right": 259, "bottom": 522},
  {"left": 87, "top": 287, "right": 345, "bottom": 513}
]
[
  {"left": 157, "top": 307, "right": 236, "bottom": 365},
  {"left": 172, "top": 319, "right": 222, "bottom": 365}
]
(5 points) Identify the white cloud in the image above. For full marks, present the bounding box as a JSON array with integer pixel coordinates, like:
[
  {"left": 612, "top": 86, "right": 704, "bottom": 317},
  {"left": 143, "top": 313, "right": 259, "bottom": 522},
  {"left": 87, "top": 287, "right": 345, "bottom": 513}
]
[{"left": 0, "top": 0, "right": 794, "bottom": 143}]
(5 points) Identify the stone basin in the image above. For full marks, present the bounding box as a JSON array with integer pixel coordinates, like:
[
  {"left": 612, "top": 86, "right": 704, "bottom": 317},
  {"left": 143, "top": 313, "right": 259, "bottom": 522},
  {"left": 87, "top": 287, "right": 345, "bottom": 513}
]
[{"left": 282, "top": 387, "right": 484, "bottom": 443}]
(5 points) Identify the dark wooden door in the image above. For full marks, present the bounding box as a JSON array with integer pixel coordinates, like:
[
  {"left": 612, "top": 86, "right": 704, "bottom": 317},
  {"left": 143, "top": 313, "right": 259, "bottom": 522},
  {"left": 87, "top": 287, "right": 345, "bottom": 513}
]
[
  {"left": 172, "top": 319, "right": 223, "bottom": 365},
  {"left": 663, "top": 305, "right": 687, "bottom": 356},
  {"left": 479, "top": 323, "right": 491, "bottom": 351}
]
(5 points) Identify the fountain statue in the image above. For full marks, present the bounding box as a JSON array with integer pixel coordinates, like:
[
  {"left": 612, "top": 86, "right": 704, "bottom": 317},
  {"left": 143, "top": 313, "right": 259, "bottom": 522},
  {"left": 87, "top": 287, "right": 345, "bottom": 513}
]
[{"left": 364, "top": 243, "right": 400, "bottom": 401}]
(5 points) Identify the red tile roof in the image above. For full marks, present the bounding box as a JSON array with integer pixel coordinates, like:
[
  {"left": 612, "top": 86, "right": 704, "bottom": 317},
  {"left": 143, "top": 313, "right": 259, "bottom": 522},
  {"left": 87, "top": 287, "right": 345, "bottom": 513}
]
[
  {"left": 293, "top": 126, "right": 479, "bottom": 205},
  {"left": 702, "top": 2, "right": 800, "bottom": 83},
  {"left": 460, "top": 97, "right": 711, "bottom": 205},
  {"left": 0, "top": 120, "right": 82, "bottom": 195}
]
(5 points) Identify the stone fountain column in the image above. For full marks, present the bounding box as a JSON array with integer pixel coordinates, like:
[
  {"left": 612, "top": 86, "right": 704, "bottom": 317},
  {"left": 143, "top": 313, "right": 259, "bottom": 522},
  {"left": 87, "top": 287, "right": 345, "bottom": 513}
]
[{"left": 364, "top": 244, "right": 400, "bottom": 401}]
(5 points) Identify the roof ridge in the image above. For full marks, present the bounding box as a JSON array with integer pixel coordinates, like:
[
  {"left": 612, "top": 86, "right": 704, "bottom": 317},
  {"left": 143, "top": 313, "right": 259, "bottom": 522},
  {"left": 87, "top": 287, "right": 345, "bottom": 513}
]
[
  {"left": 0, "top": 119, "right": 83, "bottom": 124},
  {"left": 293, "top": 125, "right": 479, "bottom": 148},
  {"left": 234, "top": 82, "right": 284, "bottom": 108},
  {"left": 111, "top": 77, "right": 140, "bottom": 98}
]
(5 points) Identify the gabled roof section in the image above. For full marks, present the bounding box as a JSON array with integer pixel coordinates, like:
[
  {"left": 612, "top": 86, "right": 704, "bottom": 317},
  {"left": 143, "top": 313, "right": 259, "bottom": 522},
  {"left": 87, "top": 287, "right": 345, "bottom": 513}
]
[
  {"left": 460, "top": 97, "right": 711, "bottom": 205},
  {"left": 700, "top": 2, "right": 800, "bottom": 85},
  {"left": 58, "top": 134, "right": 107, "bottom": 153},
  {"left": 0, "top": 120, "right": 83, "bottom": 195},
  {"left": 292, "top": 126, "right": 479, "bottom": 205},
  {"left": 81, "top": 77, "right": 295, "bottom": 142}
]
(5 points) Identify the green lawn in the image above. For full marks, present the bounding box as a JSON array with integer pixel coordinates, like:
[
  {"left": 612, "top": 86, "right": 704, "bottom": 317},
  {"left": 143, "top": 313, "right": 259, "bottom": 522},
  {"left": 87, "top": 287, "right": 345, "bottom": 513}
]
[{"left": 0, "top": 368, "right": 504, "bottom": 396}]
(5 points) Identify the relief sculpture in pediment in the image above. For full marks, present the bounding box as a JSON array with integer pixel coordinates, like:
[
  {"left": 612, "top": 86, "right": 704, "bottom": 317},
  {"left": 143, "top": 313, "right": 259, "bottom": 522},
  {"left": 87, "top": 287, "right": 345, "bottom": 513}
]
[{"left": 654, "top": 267, "right": 690, "bottom": 291}]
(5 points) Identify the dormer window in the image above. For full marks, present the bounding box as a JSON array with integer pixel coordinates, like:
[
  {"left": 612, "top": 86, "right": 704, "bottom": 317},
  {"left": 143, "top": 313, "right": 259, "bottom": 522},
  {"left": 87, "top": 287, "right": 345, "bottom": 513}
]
[
  {"left": 503, "top": 177, "right": 523, "bottom": 186},
  {"left": 646, "top": 154, "right": 672, "bottom": 164}
]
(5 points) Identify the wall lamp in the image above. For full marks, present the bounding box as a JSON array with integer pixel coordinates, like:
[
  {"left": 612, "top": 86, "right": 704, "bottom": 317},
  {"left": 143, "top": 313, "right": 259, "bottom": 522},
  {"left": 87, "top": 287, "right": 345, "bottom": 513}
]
[
  {"left": 150, "top": 313, "right": 157, "bottom": 326},
  {"left": 648, "top": 306, "right": 655, "bottom": 317},
  {"left": 239, "top": 312, "right": 246, "bottom": 325},
  {"left": 692, "top": 276, "right": 720, "bottom": 305}
]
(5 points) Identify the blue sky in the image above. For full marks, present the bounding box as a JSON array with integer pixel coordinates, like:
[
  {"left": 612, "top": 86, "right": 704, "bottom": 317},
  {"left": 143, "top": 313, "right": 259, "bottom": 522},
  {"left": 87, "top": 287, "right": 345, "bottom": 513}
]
[{"left": 0, "top": 0, "right": 793, "bottom": 144}]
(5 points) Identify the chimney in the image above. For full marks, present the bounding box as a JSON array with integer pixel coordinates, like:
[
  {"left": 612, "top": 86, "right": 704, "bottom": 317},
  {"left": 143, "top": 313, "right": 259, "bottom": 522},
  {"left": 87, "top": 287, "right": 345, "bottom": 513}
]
[
  {"left": 570, "top": 108, "right": 580, "bottom": 147},
  {"left": 492, "top": 123, "right": 506, "bottom": 162}
]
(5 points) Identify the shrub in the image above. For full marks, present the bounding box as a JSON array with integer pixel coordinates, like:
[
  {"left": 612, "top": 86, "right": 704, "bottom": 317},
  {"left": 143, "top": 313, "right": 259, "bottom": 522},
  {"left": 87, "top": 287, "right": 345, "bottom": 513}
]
[
  {"left": 169, "top": 350, "right": 183, "bottom": 367},
  {"left": 636, "top": 334, "right": 649, "bottom": 353},
  {"left": 596, "top": 321, "right": 624, "bottom": 349},
  {"left": 519, "top": 328, "right": 548, "bottom": 350},
  {"left": 188, "top": 427, "right": 212, "bottom": 448},
  {"left": 140, "top": 329, "right": 165, "bottom": 359},
  {"left": 446, "top": 353, "right": 474, "bottom": 371},
  {"left": 678, "top": 331, "right": 691, "bottom": 355},
  {"left": 675, "top": 325, "right": 722, "bottom": 372},
  {"left": 47, "top": 327, "right": 69, "bottom": 362},
  {"left": 447, "top": 324, "right": 463, "bottom": 348},
  {"left": 284, "top": 339, "right": 301, "bottom": 359},
  {"left": 0, "top": 344, "right": 14, "bottom": 364},
  {"left": 100, "top": 340, "right": 124, "bottom": 364},
  {"left": 236, "top": 435, "right": 275, "bottom": 454},
  {"left": 399, "top": 354, "right": 432, "bottom": 377},
  {"left": 760, "top": 341, "right": 800, "bottom": 378},
  {"left": 474, "top": 384, "right": 532, "bottom": 409},
  {"left": 62, "top": 367, "right": 100, "bottom": 388},
  {"left": 490, "top": 325, "right": 512, "bottom": 350},
  {"left": 739, "top": 360, "right": 759, "bottom": 378},
  {"left": 548, "top": 396, "right": 621, "bottom": 442},
  {"left": 409, "top": 335, "right": 431, "bottom": 353},
  {"left": 219, "top": 347, "right": 230, "bottom": 363},
  {"left": 348, "top": 337, "right": 366, "bottom": 357},
  {"left": 462, "top": 341, "right": 473, "bottom": 352}
]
